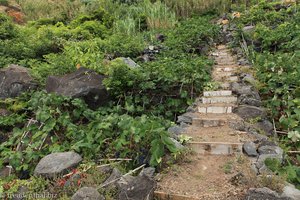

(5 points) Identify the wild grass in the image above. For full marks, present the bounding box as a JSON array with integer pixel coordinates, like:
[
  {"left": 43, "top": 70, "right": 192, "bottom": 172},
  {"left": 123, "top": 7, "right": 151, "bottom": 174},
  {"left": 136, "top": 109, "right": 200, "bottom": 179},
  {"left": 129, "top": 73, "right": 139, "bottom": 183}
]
[
  {"left": 143, "top": 0, "right": 177, "bottom": 29},
  {"left": 15, "top": 0, "right": 85, "bottom": 21},
  {"left": 113, "top": 0, "right": 177, "bottom": 35},
  {"left": 164, "top": 0, "right": 231, "bottom": 17}
]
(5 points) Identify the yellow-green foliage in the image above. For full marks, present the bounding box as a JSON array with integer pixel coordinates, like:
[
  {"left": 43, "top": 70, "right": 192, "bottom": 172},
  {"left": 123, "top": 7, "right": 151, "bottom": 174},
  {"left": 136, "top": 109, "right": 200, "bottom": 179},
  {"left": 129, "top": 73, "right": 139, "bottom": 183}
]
[
  {"left": 143, "top": 0, "right": 177, "bottom": 29},
  {"left": 16, "top": 0, "right": 85, "bottom": 21},
  {"left": 164, "top": 0, "right": 231, "bottom": 17}
]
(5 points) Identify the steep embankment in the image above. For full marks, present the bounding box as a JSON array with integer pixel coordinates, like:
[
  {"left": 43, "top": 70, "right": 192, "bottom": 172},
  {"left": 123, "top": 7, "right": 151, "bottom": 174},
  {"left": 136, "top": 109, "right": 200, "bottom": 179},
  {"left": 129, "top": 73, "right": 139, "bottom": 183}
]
[{"left": 155, "top": 44, "right": 297, "bottom": 199}]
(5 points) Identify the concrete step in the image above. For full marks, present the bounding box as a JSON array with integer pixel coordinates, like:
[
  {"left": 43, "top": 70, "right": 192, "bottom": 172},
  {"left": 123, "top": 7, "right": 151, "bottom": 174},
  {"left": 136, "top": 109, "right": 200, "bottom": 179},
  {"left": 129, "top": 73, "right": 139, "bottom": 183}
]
[
  {"left": 215, "top": 67, "right": 237, "bottom": 72},
  {"left": 216, "top": 64, "right": 239, "bottom": 69},
  {"left": 213, "top": 71, "right": 235, "bottom": 77},
  {"left": 198, "top": 103, "right": 234, "bottom": 114},
  {"left": 211, "top": 52, "right": 229, "bottom": 57},
  {"left": 193, "top": 117, "right": 227, "bottom": 127},
  {"left": 202, "top": 96, "right": 237, "bottom": 104},
  {"left": 217, "top": 45, "right": 227, "bottom": 50},
  {"left": 203, "top": 90, "right": 232, "bottom": 97},
  {"left": 188, "top": 141, "right": 243, "bottom": 155},
  {"left": 191, "top": 113, "right": 241, "bottom": 127},
  {"left": 215, "top": 62, "right": 237, "bottom": 67},
  {"left": 215, "top": 76, "right": 239, "bottom": 82},
  {"left": 155, "top": 191, "right": 199, "bottom": 200},
  {"left": 215, "top": 58, "right": 235, "bottom": 63},
  {"left": 216, "top": 61, "right": 236, "bottom": 66}
]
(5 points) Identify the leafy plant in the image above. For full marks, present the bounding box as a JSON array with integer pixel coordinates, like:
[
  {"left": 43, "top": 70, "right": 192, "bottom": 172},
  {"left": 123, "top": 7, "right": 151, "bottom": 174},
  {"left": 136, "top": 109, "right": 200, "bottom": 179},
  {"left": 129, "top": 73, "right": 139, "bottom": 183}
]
[
  {"left": 265, "top": 158, "right": 300, "bottom": 189},
  {"left": 231, "top": 0, "right": 300, "bottom": 187},
  {"left": 0, "top": 91, "right": 179, "bottom": 174}
]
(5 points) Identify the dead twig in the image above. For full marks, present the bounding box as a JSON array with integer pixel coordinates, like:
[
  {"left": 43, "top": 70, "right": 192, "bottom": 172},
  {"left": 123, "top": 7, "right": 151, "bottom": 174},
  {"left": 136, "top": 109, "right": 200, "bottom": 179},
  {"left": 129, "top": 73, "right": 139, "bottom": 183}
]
[
  {"left": 272, "top": 119, "right": 278, "bottom": 138},
  {"left": 287, "top": 151, "right": 300, "bottom": 154},
  {"left": 96, "top": 161, "right": 122, "bottom": 168},
  {"left": 99, "top": 158, "right": 132, "bottom": 161},
  {"left": 276, "top": 131, "right": 288, "bottom": 135}
]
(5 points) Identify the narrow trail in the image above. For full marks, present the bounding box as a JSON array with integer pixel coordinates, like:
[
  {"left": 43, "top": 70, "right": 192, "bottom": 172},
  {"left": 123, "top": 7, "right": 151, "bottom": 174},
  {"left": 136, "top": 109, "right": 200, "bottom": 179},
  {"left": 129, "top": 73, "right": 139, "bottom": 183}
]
[{"left": 154, "top": 45, "right": 257, "bottom": 200}]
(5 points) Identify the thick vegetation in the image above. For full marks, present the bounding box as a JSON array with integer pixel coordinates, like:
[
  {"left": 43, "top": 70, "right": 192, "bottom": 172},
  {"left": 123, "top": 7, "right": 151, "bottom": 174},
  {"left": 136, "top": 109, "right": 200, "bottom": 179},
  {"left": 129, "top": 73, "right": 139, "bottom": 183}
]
[
  {"left": 0, "top": 0, "right": 220, "bottom": 185},
  {"left": 231, "top": 0, "right": 300, "bottom": 188}
]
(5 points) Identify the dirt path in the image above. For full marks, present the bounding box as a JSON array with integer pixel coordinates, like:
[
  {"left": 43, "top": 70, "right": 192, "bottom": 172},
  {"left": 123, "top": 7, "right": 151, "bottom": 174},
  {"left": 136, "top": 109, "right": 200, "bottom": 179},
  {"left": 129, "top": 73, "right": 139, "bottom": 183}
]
[{"left": 154, "top": 45, "right": 257, "bottom": 200}]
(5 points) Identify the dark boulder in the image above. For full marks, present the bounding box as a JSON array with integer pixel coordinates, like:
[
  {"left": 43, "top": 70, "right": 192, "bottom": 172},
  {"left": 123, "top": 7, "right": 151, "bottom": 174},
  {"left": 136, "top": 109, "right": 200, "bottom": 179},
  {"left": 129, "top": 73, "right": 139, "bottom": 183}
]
[
  {"left": 238, "top": 94, "right": 262, "bottom": 107},
  {"left": 101, "top": 168, "right": 122, "bottom": 190},
  {"left": 233, "top": 105, "right": 266, "bottom": 121},
  {"left": 244, "top": 187, "right": 291, "bottom": 200},
  {"left": 117, "top": 171, "right": 157, "bottom": 200},
  {"left": 72, "top": 187, "right": 104, "bottom": 200},
  {"left": 231, "top": 82, "right": 261, "bottom": 100},
  {"left": 254, "top": 119, "right": 274, "bottom": 136},
  {"left": 46, "top": 68, "right": 110, "bottom": 109},
  {"left": 168, "top": 125, "right": 186, "bottom": 139},
  {"left": 243, "top": 141, "right": 258, "bottom": 157},
  {"left": 177, "top": 112, "right": 197, "bottom": 124},
  {"left": 0, "top": 65, "right": 37, "bottom": 99}
]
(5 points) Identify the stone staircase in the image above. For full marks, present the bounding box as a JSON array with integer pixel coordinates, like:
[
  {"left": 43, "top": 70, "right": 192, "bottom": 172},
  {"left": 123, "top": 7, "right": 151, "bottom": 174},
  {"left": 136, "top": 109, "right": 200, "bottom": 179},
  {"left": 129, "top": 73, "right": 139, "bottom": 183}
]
[{"left": 155, "top": 45, "right": 255, "bottom": 200}]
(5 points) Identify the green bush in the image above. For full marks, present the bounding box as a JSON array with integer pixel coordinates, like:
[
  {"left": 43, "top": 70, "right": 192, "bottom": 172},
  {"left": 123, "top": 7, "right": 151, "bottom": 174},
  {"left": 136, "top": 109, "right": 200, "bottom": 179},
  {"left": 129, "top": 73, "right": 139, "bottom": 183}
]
[
  {"left": 231, "top": 0, "right": 300, "bottom": 185},
  {"left": 165, "top": 17, "right": 220, "bottom": 54},
  {"left": 0, "top": 14, "right": 17, "bottom": 40},
  {"left": 265, "top": 157, "right": 300, "bottom": 189},
  {"left": 0, "top": 91, "right": 177, "bottom": 174},
  {"left": 98, "top": 33, "right": 146, "bottom": 58}
]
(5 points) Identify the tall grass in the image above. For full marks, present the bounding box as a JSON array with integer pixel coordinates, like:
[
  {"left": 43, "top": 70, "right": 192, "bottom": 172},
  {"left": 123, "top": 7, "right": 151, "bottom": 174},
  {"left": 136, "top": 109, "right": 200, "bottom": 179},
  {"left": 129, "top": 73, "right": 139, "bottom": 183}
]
[
  {"left": 114, "top": 0, "right": 177, "bottom": 35},
  {"left": 15, "top": 0, "right": 85, "bottom": 21},
  {"left": 143, "top": 0, "right": 177, "bottom": 29},
  {"left": 163, "top": 0, "right": 232, "bottom": 17}
]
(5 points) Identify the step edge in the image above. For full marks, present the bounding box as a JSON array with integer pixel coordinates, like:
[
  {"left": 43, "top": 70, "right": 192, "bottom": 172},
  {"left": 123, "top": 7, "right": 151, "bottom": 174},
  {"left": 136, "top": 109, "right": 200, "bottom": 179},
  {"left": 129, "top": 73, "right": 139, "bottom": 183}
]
[
  {"left": 188, "top": 141, "right": 243, "bottom": 145},
  {"left": 154, "top": 191, "right": 201, "bottom": 200}
]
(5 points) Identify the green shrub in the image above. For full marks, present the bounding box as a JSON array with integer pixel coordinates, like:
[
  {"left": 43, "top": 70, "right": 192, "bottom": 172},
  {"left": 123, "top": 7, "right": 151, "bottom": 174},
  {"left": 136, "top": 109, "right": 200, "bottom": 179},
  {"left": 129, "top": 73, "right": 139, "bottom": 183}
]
[
  {"left": 0, "top": 14, "right": 17, "bottom": 40},
  {"left": 98, "top": 33, "right": 146, "bottom": 58},
  {"left": 265, "top": 158, "right": 300, "bottom": 189},
  {"left": 164, "top": 0, "right": 231, "bottom": 18},
  {"left": 231, "top": 0, "right": 300, "bottom": 186},
  {"left": 0, "top": 91, "right": 177, "bottom": 174},
  {"left": 165, "top": 17, "right": 220, "bottom": 54},
  {"left": 17, "top": 0, "right": 85, "bottom": 21},
  {"left": 142, "top": 0, "right": 177, "bottom": 29}
]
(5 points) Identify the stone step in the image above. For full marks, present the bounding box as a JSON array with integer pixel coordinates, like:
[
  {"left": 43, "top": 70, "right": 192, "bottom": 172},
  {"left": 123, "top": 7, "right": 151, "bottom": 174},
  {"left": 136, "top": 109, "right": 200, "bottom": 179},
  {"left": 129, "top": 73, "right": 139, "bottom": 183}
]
[
  {"left": 202, "top": 96, "right": 237, "bottom": 104},
  {"left": 216, "top": 64, "right": 239, "bottom": 69},
  {"left": 188, "top": 141, "right": 243, "bottom": 155},
  {"left": 217, "top": 45, "right": 227, "bottom": 50},
  {"left": 215, "top": 62, "right": 238, "bottom": 67},
  {"left": 154, "top": 191, "right": 199, "bottom": 200},
  {"left": 203, "top": 90, "right": 232, "bottom": 97},
  {"left": 192, "top": 117, "right": 227, "bottom": 127},
  {"left": 189, "top": 113, "right": 242, "bottom": 127},
  {"left": 211, "top": 52, "right": 229, "bottom": 57},
  {"left": 216, "top": 61, "right": 236, "bottom": 66},
  {"left": 215, "top": 57, "right": 235, "bottom": 63},
  {"left": 216, "top": 67, "right": 235, "bottom": 72},
  {"left": 215, "top": 76, "right": 239, "bottom": 82},
  {"left": 198, "top": 104, "right": 234, "bottom": 114},
  {"left": 213, "top": 71, "right": 235, "bottom": 77}
]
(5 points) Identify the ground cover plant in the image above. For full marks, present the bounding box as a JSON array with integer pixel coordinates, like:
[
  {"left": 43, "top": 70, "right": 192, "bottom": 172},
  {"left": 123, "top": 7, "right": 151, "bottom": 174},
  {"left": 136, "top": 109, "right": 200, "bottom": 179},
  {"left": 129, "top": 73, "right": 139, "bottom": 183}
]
[
  {"left": 230, "top": 0, "right": 300, "bottom": 188},
  {"left": 0, "top": 0, "right": 221, "bottom": 198}
]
